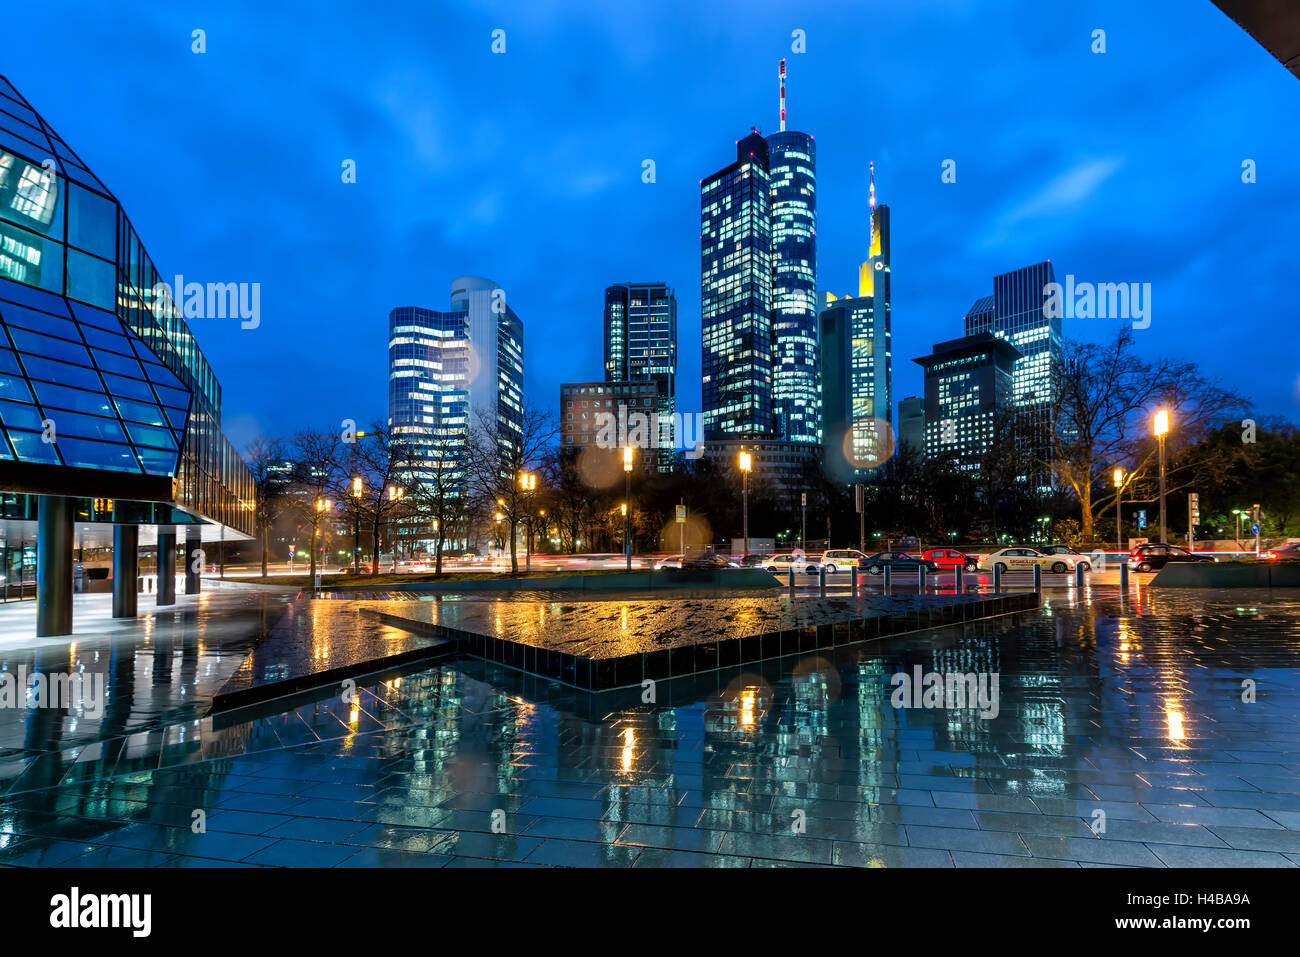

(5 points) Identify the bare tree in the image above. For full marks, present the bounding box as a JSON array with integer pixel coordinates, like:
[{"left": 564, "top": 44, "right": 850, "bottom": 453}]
[
  {"left": 393, "top": 430, "right": 465, "bottom": 576},
  {"left": 244, "top": 435, "right": 287, "bottom": 578},
  {"left": 348, "top": 421, "right": 406, "bottom": 575},
  {"left": 288, "top": 428, "right": 343, "bottom": 579},
  {"left": 465, "top": 400, "right": 558, "bottom": 574},
  {"left": 1050, "top": 328, "right": 1245, "bottom": 540}
]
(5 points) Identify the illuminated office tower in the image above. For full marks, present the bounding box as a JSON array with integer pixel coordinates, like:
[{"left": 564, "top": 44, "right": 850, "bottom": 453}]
[
  {"left": 604, "top": 281, "right": 676, "bottom": 468},
  {"left": 700, "top": 130, "right": 773, "bottom": 439},
  {"left": 765, "top": 128, "right": 818, "bottom": 444},
  {"left": 963, "top": 261, "right": 1060, "bottom": 486},
  {"left": 818, "top": 167, "right": 891, "bottom": 482}
]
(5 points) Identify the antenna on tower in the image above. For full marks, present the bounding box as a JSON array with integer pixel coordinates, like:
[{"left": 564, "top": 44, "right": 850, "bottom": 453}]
[
  {"left": 869, "top": 161, "right": 876, "bottom": 216},
  {"left": 779, "top": 59, "right": 786, "bottom": 132}
]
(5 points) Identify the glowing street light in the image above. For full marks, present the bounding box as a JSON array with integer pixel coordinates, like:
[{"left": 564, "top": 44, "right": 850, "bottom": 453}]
[
  {"left": 1154, "top": 409, "right": 1170, "bottom": 543},
  {"left": 739, "top": 451, "right": 752, "bottom": 557},
  {"left": 623, "top": 446, "right": 634, "bottom": 571},
  {"left": 350, "top": 477, "right": 363, "bottom": 574},
  {"left": 1113, "top": 468, "right": 1124, "bottom": 553}
]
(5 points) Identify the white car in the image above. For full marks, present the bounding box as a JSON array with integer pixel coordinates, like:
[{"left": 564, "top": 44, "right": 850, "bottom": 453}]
[
  {"left": 978, "top": 547, "right": 1090, "bottom": 574},
  {"left": 818, "top": 549, "right": 868, "bottom": 572},
  {"left": 763, "top": 554, "right": 822, "bottom": 575},
  {"left": 654, "top": 555, "right": 684, "bottom": 569}
]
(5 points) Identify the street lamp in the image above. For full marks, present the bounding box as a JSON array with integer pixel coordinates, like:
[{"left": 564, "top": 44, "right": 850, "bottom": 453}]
[
  {"left": 351, "top": 476, "right": 363, "bottom": 573},
  {"left": 1113, "top": 467, "right": 1123, "bottom": 554},
  {"left": 739, "top": 450, "right": 752, "bottom": 558},
  {"left": 1154, "top": 409, "right": 1169, "bottom": 544},
  {"left": 314, "top": 498, "right": 333, "bottom": 577},
  {"left": 386, "top": 486, "right": 404, "bottom": 570},
  {"left": 623, "top": 446, "right": 634, "bottom": 571},
  {"left": 520, "top": 472, "right": 538, "bottom": 570}
]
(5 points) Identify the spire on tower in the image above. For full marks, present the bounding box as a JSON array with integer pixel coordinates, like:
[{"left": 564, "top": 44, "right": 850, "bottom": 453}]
[{"left": 779, "top": 59, "right": 786, "bottom": 132}]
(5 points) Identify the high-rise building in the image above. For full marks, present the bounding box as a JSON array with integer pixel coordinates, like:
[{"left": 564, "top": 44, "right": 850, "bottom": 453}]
[
  {"left": 388, "top": 277, "right": 524, "bottom": 517},
  {"left": 913, "top": 333, "right": 1021, "bottom": 474},
  {"left": 388, "top": 305, "right": 471, "bottom": 498},
  {"left": 897, "top": 396, "right": 924, "bottom": 454},
  {"left": 700, "top": 130, "right": 773, "bottom": 439},
  {"left": 963, "top": 261, "right": 1060, "bottom": 485},
  {"left": 0, "top": 74, "right": 254, "bottom": 636},
  {"left": 603, "top": 281, "right": 676, "bottom": 468},
  {"left": 765, "top": 130, "right": 818, "bottom": 444},
  {"left": 818, "top": 167, "right": 890, "bottom": 483}
]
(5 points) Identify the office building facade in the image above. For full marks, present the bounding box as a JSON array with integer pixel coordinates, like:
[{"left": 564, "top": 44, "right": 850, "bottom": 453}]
[
  {"left": 897, "top": 396, "right": 924, "bottom": 454},
  {"left": 603, "top": 281, "right": 676, "bottom": 468},
  {"left": 700, "top": 131, "right": 773, "bottom": 439},
  {"left": 764, "top": 131, "right": 818, "bottom": 444},
  {"left": 913, "top": 333, "right": 1021, "bottom": 474},
  {"left": 963, "top": 261, "right": 1061, "bottom": 485},
  {"left": 560, "top": 379, "right": 664, "bottom": 473},
  {"left": 0, "top": 75, "right": 254, "bottom": 635},
  {"left": 388, "top": 277, "right": 524, "bottom": 512}
]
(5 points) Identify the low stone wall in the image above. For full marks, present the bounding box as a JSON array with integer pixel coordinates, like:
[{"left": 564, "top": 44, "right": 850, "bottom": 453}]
[
  {"left": 323, "top": 567, "right": 781, "bottom": 594},
  {"left": 1152, "top": 562, "right": 1300, "bottom": 588}
]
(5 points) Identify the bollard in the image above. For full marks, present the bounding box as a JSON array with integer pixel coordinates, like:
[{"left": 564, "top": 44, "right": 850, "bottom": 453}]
[
  {"left": 993, "top": 564, "right": 1001, "bottom": 593},
  {"left": 918, "top": 564, "right": 926, "bottom": 592},
  {"left": 954, "top": 564, "right": 963, "bottom": 593},
  {"left": 851, "top": 565, "right": 859, "bottom": 597},
  {"left": 884, "top": 565, "right": 892, "bottom": 595},
  {"left": 818, "top": 564, "right": 827, "bottom": 597},
  {"left": 1120, "top": 561, "right": 1129, "bottom": 590},
  {"left": 788, "top": 568, "right": 795, "bottom": 594},
  {"left": 1075, "top": 562, "right": 1085, "bottom": 588},
  {"left": 1033, "top": 564, "right": 1041, "bottom": 593}
]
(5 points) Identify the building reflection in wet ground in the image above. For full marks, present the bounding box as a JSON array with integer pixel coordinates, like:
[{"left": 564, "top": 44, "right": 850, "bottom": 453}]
[{"left": 2, "top": 587, "right": 1299, "bottom": 868}]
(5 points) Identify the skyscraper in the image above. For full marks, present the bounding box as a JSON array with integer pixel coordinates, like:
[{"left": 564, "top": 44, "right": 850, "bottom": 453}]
[
  {"left": 963, "top": 261, "right": 1061, "bottom": 486},
  {"left": 914, "top": 333, "right": 1021, "bottom": 474},
  {"left": 817, "top": 167, "right": 890, "bottom": 483},
  {"left": 765, "top": 129, "right": 818, "bottom": 444},
  {"left": 700, "top": 131, "right": 773, "bottom": 439},
  {"left": 603, "top": 281, "right": 676, "bottom": 468},
  {"left": 388, "top": 276, "right": 524, "bottom": 514}
]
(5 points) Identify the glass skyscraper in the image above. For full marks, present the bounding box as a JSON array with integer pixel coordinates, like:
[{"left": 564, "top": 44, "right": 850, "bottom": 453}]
[
  {"left": 764, "top": 131, "right": 818, "bottom": 444},
  {"left": 603, "top": 281, "right": 676, "bottom": 468},
  {"left": 963, "top": 261, "right": 1061, "bottom": 486},
  {"left": 388, "top": 277, "right": 524, "bottom": 509},
  {"left": 700, "top": 131, "right": 773, "bottom": 439},
  {"left": 0, "top": 74, "right": 254, "bottom": 635}
]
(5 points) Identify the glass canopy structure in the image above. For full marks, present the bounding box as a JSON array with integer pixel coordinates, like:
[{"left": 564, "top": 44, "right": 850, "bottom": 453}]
[{"left": 0, "top": 74, "right": 254, "bottom": 636}]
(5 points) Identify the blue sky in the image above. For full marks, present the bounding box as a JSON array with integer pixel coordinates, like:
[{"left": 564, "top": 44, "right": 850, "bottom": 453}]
[{"left": 8, "top": 0, "right": 1298, "bottom": 447}]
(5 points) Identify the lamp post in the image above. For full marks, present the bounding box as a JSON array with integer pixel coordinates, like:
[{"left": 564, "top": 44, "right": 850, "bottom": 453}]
[
  {"left": 1113, "top": 468, "right": 1123, "bottom": 554},
  {"left": 387, "top": 485, "right": 404, "bottom": 571},
  {"left": 739, "top": 450, "right": 752, "bottom": 558},
  {"left": 1154, "top": 409, "right": 1169, "bottom": 544},
  {"left": 520, "top": 472, "right": 537, "bottom": 571},
  {"left": 351, "top": 476, "right": 363, "bottom": 573},
  {"left": 623, "top": 446, "right": 633, "bottom": 571},
  {"left": 314, "top": 497, "right": 333, "bottom": 579}
]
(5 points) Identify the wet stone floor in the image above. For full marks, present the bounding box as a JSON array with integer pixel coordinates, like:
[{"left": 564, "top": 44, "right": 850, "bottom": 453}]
[{"left": 2, "top": 586, "right": 1300, "bottom": 867}]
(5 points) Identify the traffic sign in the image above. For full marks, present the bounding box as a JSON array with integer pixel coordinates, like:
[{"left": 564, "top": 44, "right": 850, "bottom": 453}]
[
  {"left": 1252, "top": 523, "right": 1260, "bottom": 535},
  {"left": 1136, "top": 509, "right": 1147, "bottom": 530},
  {"left": 675, "top": 505, "right": 686, "bottom": 524}
]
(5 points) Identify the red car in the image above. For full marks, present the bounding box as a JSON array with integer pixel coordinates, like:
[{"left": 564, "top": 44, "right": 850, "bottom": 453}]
[{"left": 920, "top": 548, "right": 980, "bottom": 572}]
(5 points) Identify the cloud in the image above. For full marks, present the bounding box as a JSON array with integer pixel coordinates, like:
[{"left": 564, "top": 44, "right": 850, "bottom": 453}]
[{"left": 976, "top": 156, "right": 1126, "bottom": 250}]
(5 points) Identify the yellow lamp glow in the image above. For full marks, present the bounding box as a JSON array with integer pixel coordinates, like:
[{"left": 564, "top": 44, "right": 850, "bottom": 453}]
[
  {"left": 738, "top": 451, "right": 752, "bottom": 472},
  {"left": 1154, "top": 409, "right": 1169, "bottom": 436}
]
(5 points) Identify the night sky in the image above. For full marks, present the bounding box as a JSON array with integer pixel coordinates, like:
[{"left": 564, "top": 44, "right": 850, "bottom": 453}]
[{"left": 7, "top": 0, "right": 1298, "bottom": 448}]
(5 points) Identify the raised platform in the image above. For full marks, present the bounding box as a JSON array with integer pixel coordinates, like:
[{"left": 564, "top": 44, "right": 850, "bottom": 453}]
[{"left": 359, "top": 590, "right": 1040, "bottom": 693}]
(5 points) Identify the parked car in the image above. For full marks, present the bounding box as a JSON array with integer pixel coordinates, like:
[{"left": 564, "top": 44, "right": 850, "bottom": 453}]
[
  {"left": 654, "top": 554, "right": 684, "bottom": 570},
  {"left": 680, "top": 553, "right": 740, "bottom": 569},
  {"left": 820, "top": 549, "right": 868, "bottom": 572},
  {"left": 920, "top": 548, "right": 980, "bottom": 572},
  {"left": 858, "top": 551, "right": 939, "bottom": 575},
  {"left": 1128, "top": 543, "right": 1213, "bottom": 572},
  {"left": 978, "top": 547, "right": 1090, "bottom": 574},
  {"left": 763, "top": 553, "right": 822, "bottom": 575},
  {"left": 738, "top": 553, "right": 770, "bottom": 567}
]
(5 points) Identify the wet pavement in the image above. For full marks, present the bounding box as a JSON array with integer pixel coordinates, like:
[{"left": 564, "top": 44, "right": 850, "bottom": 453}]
[{"left": 2, "top": 585, "right": 1299, "bottom": 867}]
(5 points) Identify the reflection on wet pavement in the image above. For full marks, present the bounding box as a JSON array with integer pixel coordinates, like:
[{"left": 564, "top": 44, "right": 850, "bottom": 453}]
[{"left": 2, "top": 586, "right": 1299, "bottom": 867}]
